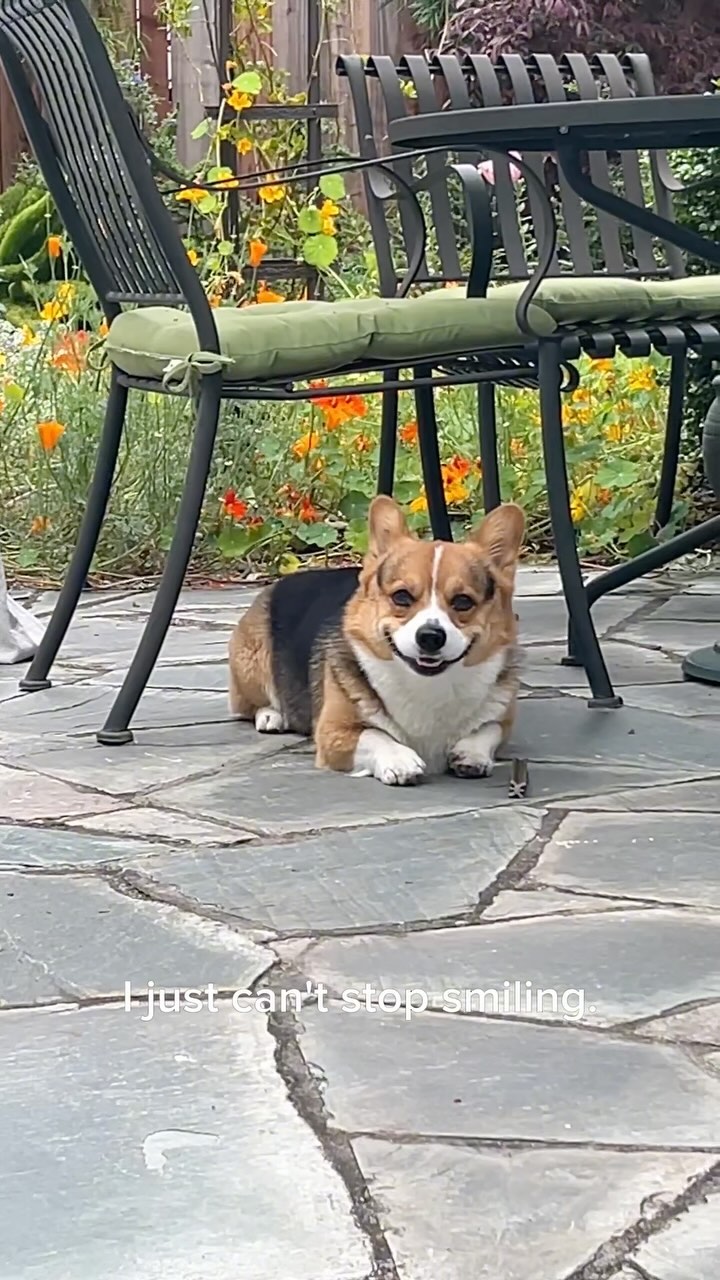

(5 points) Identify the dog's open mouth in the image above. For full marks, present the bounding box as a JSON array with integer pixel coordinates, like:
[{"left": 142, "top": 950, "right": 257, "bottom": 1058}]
[{"left": 386, "top": 631, "right": 471, "bottom": 677}]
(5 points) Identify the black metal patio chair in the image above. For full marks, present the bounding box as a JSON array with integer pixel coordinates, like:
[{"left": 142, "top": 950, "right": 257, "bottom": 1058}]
[{"left": 2, "top": 0, "right": 719, "bottom": 741}]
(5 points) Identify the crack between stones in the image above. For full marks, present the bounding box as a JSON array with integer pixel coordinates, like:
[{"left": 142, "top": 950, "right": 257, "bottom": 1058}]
[
  {"left": 563, "top": 1158, "right": 720, "bottom": 1280},
  {"left": 529, "top": 880, "right": 720, "bottom": 913},
  {"left": 472, "top": 809, "right": 567, "bottom": 917},
  {"left": 263, "top": 965, "right": 401, "bottom": 1280},
  {"left": 342, "top": 1129, "right": 720, "bottom": 1155}
]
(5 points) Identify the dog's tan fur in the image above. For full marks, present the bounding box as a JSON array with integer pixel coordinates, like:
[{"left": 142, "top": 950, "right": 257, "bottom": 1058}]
[{"left": 229, "top": 497, "right": 525, "bottom": 783}]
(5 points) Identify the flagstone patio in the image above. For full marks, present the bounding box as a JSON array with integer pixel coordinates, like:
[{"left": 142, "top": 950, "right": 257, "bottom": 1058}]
[{"left": 1, "top": 564, "right": 720, "bottom": 1280}]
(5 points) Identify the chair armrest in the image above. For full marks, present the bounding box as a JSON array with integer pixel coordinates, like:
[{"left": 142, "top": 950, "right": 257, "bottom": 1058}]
[{"left": 451, "top": 164, "right": 493, "bottom": 298}]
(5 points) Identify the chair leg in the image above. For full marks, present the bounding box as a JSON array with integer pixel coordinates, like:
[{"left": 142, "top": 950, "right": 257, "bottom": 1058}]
[
  {"left": 20, "top": 369, "right": 128, "bottom": 692},
  {"left": 377, "top": 373, "right": 398, "bottom": 496},
  {"left": 538, "top": 343, "right": 621, "bottom": 708},
  {"left": 653, "top": 352, "right": 685, "bottom": 532},
  {"left": 478, "top": 382, "right": 501, "bottom": 511},
  {"left": 414, "top": 367, "right": 451, "bottom": 541},
  {"left": 96, "top": 376, "right": 223, "bottom": 745}
]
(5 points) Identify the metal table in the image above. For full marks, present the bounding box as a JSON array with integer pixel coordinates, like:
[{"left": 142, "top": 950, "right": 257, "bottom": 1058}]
[{"left": 390, "top": 92, "right": 720, "bottom": 682}]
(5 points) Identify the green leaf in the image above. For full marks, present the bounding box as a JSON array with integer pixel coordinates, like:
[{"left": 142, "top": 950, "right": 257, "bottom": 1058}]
[
  {"left": 393, "top": 479, "right": 420, "bottom": 504},
  {"left": 295, "top": 523, "right": 338, "bottom": 548},
  {"left": 595, "top": 461, "right": 641, "bottom": 488},
  {"left": 217, "top": 240, "right": 234, "bottom": 256},
  {"left": 233, "top": 70, "right": 262, "bottom": 95},
  {"left": 17, "top": 545, "right": 40, "bottom": 568},
  {"left": 338, "top": 489, "right": 370, "bottom": 521},
  {"left": 190, "top": 118, "right": 211, "bottom": 139},
  {"left": 345, "top": 518, "right": 369, "bottom": 553},
  {"left": 297, "top": 207, "right": 323, "bottom": 233},
  {"left": 626, "top": 531, "right": 657, "bottom": 557},
  {"left": 319, "top": 173, "right": 346, "bottom": 201},
  {"left": 302, "top": 233, "right": 338, "bottom": 269},
  {"left": 217, "top": 526, "right": 257, "bottom": 559},
  {"left": 197, "top": 194, "right": 218, "bottom": 216}
]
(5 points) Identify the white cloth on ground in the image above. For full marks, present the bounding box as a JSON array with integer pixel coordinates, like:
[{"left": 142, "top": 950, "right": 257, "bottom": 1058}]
[{"left": 0, "top": 554, "right": 45, "bottom": 664}]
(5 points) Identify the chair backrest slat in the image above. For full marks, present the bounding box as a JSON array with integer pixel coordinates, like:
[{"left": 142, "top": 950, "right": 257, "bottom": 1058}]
[
  {"left": 560, "top": 53, "right": 627, "bottom": 274},
  {"left": 530, "top": 53, "right": 595, "bottom": 275},
  {"left": 464, "top": 53, "right": 528, "bottom": 277},
  {"left": 593, "top": 52, "right": 658, "bottom": 273},
  {"left": 400, "top": 54, "right": 462, "bottom": 279}
]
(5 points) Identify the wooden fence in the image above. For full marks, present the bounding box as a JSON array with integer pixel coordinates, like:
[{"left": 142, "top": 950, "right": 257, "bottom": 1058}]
[{"left": 0, "top": 0, "right": 424, "bottom": 187}]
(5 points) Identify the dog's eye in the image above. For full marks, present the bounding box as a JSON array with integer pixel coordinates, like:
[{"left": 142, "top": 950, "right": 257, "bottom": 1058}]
[
  {"left": 391, "top": 589, "right": 414, "bottom": 608},
  {"left": 451, "top": 593, "right": 475, "bottom": 613}
]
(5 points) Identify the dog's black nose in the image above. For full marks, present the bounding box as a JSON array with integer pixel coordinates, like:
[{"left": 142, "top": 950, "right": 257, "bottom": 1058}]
[{"left": 416, "top": 622, "right": 446, "bottom": 654}]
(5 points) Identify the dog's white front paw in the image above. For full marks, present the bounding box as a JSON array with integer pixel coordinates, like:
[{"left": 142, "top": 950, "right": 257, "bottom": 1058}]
[
  {"left": 255, "top": 706, "right": 286, "bottom": 733},
  {"left": 448, "top": 722, "right": 502, "bottom": 779},
  {"left": 353, "top": 729, "right": 426, "bottom": 786}
]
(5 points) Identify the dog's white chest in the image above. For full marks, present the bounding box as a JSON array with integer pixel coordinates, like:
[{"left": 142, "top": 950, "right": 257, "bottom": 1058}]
[{"left": 353, "top": 645, "right": 510, "bottom": 773}]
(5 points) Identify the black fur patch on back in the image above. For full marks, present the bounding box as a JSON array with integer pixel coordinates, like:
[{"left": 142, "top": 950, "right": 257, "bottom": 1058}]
[{"left": 269, "top": 567, "right": 360, "bottom": 734}]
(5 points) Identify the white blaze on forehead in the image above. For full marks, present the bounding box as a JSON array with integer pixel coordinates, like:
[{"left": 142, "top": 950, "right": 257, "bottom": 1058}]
[{"left": 392, "top": 542, "right": 467, "bottom": 663}]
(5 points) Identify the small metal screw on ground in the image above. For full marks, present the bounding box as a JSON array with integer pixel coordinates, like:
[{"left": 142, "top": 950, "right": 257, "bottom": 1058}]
[{"left": 682, "top": 373, "right": 720, "bottom": 685}]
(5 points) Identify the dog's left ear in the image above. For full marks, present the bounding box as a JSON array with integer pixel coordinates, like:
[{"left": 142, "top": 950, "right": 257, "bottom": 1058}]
[
  {"left": 469, "top": 503, "right": 525, "bottom": 574},
  {"left": 367, "top": 495, "right": 412, "bottom": 556}
]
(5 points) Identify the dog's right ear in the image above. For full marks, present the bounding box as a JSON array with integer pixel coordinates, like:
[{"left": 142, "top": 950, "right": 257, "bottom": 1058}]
[{"left": 367, "top": 495, "right": 411, "bottom": 557}]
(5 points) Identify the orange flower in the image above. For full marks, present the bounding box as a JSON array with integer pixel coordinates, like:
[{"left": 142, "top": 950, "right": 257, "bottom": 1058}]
[
  {"left": 187, "top": 248, "right": 200, "bottom": 266},
  {"left": 292, "top": 430, "right": 320, "bottom": 459},
  {"left": 353, "top": 433, "right": 372, "bottom": 453},
  {"left": 236, "top": 136, "right": 253, "bottom": 156},
  {"left": 249, "top": 238, "right": 268, "bottom": 269},
  {"left": 245, "top": 514, "right": 264, "bottom": 527},
  {"left": 400, "top": 420, "right": 418, "bottom": 445},
  {"left": 30, "top": 515, "right": 51, "bottom": 534},
  {"left": 509, "top": 438, "right": 526, "bottom": 459},
  {"left": 209, "top": 294, "right": 222, "bottom": 309},
  {"left": 309, "top": 381, "right": 367, "bottom": 430},
  {"left": 221, "top": 488, "right": 248, "bottom": 520},
  {"left": 98, "top": 318, "right": 109, "bottom": 338},
  {"left": 36, "top": 419, "right": 65, "bottom": 451},
  {"left": 256, "top": 283, "right": 285, "bottom": 304},
  {"left": 298, "top": 495, "right": 319, "bottom": 522},
  {"left": 443, "top": 454, "right": 472, "bottom": 481},
  {"left": 51, "top": 330, "right": 89, "bottom": 376},
  {"left": 596, "top": 487, "right": 612, "bottom": 506},
  {"left": 47, "top": 235, "right": 62, "bottom": 259}
]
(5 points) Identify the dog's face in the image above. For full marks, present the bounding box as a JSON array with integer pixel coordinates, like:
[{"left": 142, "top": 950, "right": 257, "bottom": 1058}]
[{"left": 346, "top": 496, "right": 525, "bottom": 675}]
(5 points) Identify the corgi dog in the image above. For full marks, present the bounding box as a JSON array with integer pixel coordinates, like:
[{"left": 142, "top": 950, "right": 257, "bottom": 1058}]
[{"left": 228, "top": 497, "right": 525, "bottom": 786}]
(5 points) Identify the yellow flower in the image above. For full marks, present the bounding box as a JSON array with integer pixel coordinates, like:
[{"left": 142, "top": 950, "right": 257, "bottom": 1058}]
[
  {"left": 589, "top": 358, "right": 614, "bottom": 372},
  {"left": 259, "top": 182, "right": 286, "bottom": 204},
  {"left": 187, "top": 248, "right": 200, "bottom": 266},
  {"left": 444, "top": 478, "right": 469, "bottom": 505},
  {"left": 409, "top": 493, "right": 428, "bottom": 514},
  {"left": 20, "top": 324, "right": 38, "bottom": 346},
  {"left": 571, "top": 385, "right": 590, "bottom": 404},
  {"left": 56, "top": 282, "right": 74, "bottom": 304},
  {"left": 320, "top": 199, "right": 340, "bottom": 218},
  {"left": 98, "top": 318, "right": 109, "bottom": 338},
  {"left": 627, "top": 365, "right": 655, "bottom": 393},
  {"left": 39, "top": 298, "right": 64, "bottom": 322},
  {"left": 605, "top": 421, "right": 624, "bottom": 442},
  {"left": 36, "top": 419, "right": 65, "bottom": 450},
  {"left": 321, "top": 216, "right": 336, "bottom": 236},
  {"left": 569, "top": 478, "right": 594, "bottom": 523},
  {"left": 236, "top": 136, "right": 253, "bottom": 155},
  {"left": 292, "top": 430, "right": 320, "bottom": 458},
  {"left": 227, "top": 89, "right": 254, "bottom": 112},
  {"left": 175, "top": 187, "right": 207, "bottom": 205}
]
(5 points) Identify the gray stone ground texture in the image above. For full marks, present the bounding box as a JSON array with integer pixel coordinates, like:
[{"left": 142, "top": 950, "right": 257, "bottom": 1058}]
[{"left": 2, "top": 565, "right": 720, "bottom": 1278}]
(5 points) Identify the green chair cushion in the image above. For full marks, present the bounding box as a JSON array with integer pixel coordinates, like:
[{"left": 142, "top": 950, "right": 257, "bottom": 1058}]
[
  {"left": 644, "top": 275, "right": 720, "bottom": 319},
  {"left": 490, "top": 277, "right": 655, "bottom": 324},
  {"left": 106, "top": 293, "right": 558, "bottom": 384}
]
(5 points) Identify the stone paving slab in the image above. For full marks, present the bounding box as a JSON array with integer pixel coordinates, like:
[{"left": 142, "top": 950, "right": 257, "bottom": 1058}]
[
  {"left": 0, "top": 825, "right": 174, "bottom": 869},
  {"left": 563, "top": 679, "right": 720, "bottom": 717},
  {"left": 0, "top": 763, "right": 122, "bottom": 822},
  {"left": 521, "top": 641, "right": 684, "bottom": 687},
  {"left": 482, "top": 887, "right": 633, "bottom": 920},
  {"left": 0, "top": 683, "right": 232, "bottom": 736},
  {"left": 69, "top": 806, "right": 255, "bottom": 846},
  {"left": 632, "top": 1194, "right": 720, "bottom": 1279},
  {"left": 300, "top": 1006, "right": 720, "bottom": 1145},
  {"left": 1, "top": 871, "right": 272, "bottom": 1004},
  {"left": 117, "top": 809, "right": 543, "bottom": 933},
  {"left": 352, "top": 1139, "right": 709, "bottom": 1280},
  {"left": 300, "top": 909, "right": 720, "bottom": 1026},
  {"left": 532, "top": 811, "right": 720, "bottom": 907},
  {"left": 0, "top": 1004, "right": 370, "bottom": 1280},
  {"left": 555, "top": 778, "right": 720, "bottom": 812}
]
